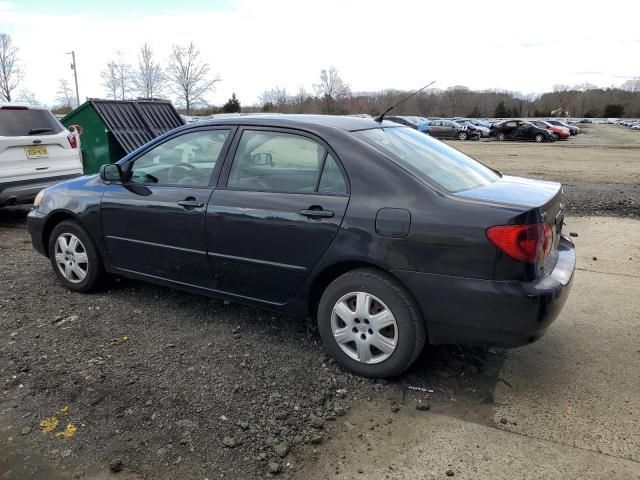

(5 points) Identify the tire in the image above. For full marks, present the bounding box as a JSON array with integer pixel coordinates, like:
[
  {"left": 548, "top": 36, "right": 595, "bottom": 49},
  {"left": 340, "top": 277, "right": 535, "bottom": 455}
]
[
  {"left": 317, "top": 269, "right": 426, "bottom": 378},
  {"left": 552, "top": 133, "right": 559, "bottom": 140},
  {"left": 48, "top": 220, "right": 105, "bottom": 293},
  {"left": 535, "top": 133, "right": 545, "bottom": 143},
  {"left": 496, "top": 132, "right": 506, "bottom": 141},
  {"left": 458, "top": 131, "right": 468, "bottom": 141}
]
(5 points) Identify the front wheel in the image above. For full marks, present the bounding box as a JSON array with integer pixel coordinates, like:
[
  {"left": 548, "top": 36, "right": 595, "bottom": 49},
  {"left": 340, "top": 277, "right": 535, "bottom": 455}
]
[
  {"left": 496, "top": 132, "right": 506, "bottom": 141},
  {"left": 535, "top": 133, "right": 545, "bottom": 142},
  {"left": 458, "top": 131, "right": 468, "bottom": 140},
  {"left": 552, "top": 132, "right": 559, "bottom": 140},
  {"left": 317, "top": 269, "right": 426, "bottom": 378},
  {"left": 48, "top": 220, "right": 106, "bottom": 292}
]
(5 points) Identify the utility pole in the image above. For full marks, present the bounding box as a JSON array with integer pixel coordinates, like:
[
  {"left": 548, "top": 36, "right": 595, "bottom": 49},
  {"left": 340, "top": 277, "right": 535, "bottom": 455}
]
[{"left": 67, "top": 51, "right": 80, "bottom": 107}]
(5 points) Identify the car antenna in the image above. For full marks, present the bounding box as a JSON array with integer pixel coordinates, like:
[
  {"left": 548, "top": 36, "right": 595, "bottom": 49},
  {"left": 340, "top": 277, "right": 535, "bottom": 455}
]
[{"left": 374, "top": 81, "right": 436, "bottom": 123}]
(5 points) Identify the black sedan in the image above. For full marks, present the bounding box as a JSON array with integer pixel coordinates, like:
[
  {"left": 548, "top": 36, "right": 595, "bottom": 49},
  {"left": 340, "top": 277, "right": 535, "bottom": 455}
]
[
  {"left": 490, "top": 120, "right": 555, "bottom": 142},
  {"left": 28, "top": 115, "right": 575, "bottom": 378}
]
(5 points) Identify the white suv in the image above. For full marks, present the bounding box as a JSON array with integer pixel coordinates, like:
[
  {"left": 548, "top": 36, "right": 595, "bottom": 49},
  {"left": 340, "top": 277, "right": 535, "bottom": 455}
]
[{"left": 1, "top": 103, "right": 83, "bottom": 207}]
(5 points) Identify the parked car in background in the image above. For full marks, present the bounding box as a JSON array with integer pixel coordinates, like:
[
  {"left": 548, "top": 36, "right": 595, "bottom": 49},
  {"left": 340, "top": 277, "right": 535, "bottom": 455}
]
[
  {"left": 490, "top": 120, "right": 555, "bottom": 142},
  {"left": 385, "top": 115, "right": 421, "bottom": 130},
  {"left": 429, "top": 119, "right": 481, "bottom": 140},
  {"left": 455, "top": 119, "right": 491, "bottom": 138},
  {"left": 27, "top": 114, "right": 575, "bottom": 378},
  {"left": 530, "top": 120, "right": 570, "bottom": 140},
  {"left": 547, "top": 119, "right": 580, "bottom": 135},
  {"left": 1, "top": 103, "right": 83, "bottom": 207}
]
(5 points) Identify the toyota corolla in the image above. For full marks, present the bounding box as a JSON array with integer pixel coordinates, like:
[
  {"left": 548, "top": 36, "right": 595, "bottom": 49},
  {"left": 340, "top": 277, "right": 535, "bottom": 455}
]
[{"left": 28, "top": 115, "right": 575, "bottom": 378}]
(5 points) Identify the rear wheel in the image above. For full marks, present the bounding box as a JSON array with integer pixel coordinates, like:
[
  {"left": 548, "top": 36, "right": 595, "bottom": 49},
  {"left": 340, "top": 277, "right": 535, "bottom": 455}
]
[
  {"left": 552, "top": 132, "right": 559, "bottom": 140},
  {"left": 317, "top": 269, "right": 426, "bottom": 378},
  {"left": 458, "top": 131, "right": 468, "bottom": 141},
  {"left": 48, "top": 220, "right": 105, "bottom": 292},
  {"left": 535, "top": 133, "right": 545, "bottom": 143}
]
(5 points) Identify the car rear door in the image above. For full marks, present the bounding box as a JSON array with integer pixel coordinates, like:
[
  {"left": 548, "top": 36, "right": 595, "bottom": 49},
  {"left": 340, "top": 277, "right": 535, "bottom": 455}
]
[
  {"left": 0, "top": 106, "right": 81, "bottom": 182},
  {"left": 100, "top": 127, "right": 233, "bottom": 287},
  {"left": 206, "top": 127, "right": 349, "bottom": 304}
]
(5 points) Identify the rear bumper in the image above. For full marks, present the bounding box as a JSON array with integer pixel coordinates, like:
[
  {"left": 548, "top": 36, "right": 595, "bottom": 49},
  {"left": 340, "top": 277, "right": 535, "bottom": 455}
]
[
  {"left": 0, "top": 174, "right": 81, "bottom": 206},
  {"left": 393, "top": 235, "right": 576, "bottom": 348}
]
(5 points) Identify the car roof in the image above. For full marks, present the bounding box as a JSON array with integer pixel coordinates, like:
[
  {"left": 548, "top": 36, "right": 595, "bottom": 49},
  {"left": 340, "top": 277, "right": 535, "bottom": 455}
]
[
  {"left": 197, "top": 114, "right": 398, "bottom": 132},
  {"left": 0, "top": 102, "right": 48, "bottom": 110}
]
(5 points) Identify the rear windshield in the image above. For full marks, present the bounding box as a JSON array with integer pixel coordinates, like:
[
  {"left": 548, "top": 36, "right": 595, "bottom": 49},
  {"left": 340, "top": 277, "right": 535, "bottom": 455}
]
[
  {"left": 0, "top": 108, "right": 64, "bottom": 136},
  {"left": 355, "top": 127, "right": 499, "bottom": 192}
]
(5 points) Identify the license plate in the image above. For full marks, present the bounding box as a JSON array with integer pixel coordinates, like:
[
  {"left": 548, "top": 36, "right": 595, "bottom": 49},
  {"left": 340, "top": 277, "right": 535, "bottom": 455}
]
[{"left": 25, "top": 145, "right": 48, "bottom": 159}]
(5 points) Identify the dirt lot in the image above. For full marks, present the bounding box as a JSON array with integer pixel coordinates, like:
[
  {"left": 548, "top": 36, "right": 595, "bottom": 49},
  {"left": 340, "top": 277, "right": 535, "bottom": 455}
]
[
  {"left": 1, "top": 124, "right": 639, "bottom": 479},
  {"left": 451, "top": 124, "right": 640, "bottom": 218}
]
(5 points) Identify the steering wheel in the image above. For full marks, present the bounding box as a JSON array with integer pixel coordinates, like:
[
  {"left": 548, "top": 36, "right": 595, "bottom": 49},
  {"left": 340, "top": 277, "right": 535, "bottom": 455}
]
[{"left": 168, "top": 162, "right": 200, "bottom": 184}]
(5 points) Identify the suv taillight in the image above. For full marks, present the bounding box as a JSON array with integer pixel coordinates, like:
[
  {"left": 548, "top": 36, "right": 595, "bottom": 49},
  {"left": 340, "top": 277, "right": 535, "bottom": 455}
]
[
  {"left": 486, "top": 223, "right": 552, "bottom": 263},
  {"left": 67, "top": 134, "right": 78, "bottom": 148}
]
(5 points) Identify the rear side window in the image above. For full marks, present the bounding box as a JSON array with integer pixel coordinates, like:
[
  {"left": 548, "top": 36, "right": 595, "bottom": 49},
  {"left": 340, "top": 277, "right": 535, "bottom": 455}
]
[
  {"left": 318, "top": 154, "right": 347, "bottom": 194},
  {"left": 228, "top": 130, "right": 327, "bottom": 193},
  {"left": 0, "top": 108, "right": 64, "bottom": 136}
]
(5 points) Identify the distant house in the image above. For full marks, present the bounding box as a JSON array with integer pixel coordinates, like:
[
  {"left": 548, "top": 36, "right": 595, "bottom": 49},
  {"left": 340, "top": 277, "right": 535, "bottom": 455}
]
[{"left": 61, "top": 99, "right": 184, "bottom": 174}]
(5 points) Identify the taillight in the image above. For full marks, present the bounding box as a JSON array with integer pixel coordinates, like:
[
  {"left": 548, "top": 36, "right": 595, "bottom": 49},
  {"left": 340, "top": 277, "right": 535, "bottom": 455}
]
[
  {"left": 67, "top": 134, "right": 78, "bottom": 148},
  {"left": 486, "top": 223, "right": 552, "bottom": 263}
]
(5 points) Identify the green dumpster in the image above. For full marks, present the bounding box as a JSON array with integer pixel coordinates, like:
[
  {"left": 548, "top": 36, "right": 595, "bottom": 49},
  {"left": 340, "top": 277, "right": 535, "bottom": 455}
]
[{"left": 61, "top": 99, "right": 184, "bottom": 174}]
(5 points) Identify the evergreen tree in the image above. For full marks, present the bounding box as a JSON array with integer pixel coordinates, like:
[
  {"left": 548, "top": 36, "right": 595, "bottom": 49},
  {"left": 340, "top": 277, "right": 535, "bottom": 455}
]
[
  {"left": 494, "top": 101, "right": 508, "bottom": 118},
  {"left": 222, "top": 93, "right": 241, "bottom": 113}
]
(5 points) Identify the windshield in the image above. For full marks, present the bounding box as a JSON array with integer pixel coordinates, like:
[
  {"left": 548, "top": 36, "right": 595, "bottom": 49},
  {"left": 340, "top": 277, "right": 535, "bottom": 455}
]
[
  {"left": 0, "top": 108, "right": 64, "bottom": 136},
  {"left": 355, "top": 127, "right": 499, "bottom": 192}
]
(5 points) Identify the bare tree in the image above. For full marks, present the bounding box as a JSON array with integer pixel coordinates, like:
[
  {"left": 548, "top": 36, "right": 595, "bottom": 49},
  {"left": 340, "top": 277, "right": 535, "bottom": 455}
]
[
  {"left": 56, "top": 79, "right": 77, "bottom": 110},
  {"left": 0, "top": 33, "right": 24, "bottom": 102},
  {"left": 133, "top": 43, "right": 165, "bottom": 99},
  {"left": 166, "top": 42, "right": 220, "bottom": 114},
  {"left": 259, "top": 86, "right": 288, "bottom": 106},
  {"left": 100, "top": 52, "right": 132, "bottom": 100},
  {"left": 16, "top": 89, "right": 38, "bottom": 105},
  {"left": 621, "top": 77, "right": 640, "bottom": 93},
  {"left": 313, "top": 66, "right": 350, "bottom": 100}
]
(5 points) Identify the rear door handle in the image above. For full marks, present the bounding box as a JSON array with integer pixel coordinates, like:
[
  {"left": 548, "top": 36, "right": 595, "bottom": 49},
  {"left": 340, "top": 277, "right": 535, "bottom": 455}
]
[
  {"left": 178, "top": 199, "right": 204, "bottom": 209},
  {"left": 299, "top": 208, "right": 334, "bottom": 219}
]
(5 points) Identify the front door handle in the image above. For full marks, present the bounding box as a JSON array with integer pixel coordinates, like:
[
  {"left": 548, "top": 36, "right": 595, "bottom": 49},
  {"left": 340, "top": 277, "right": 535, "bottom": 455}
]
[
  {"left": 299, "top": 208, "right": 334, "bottom": 219},
  {"left": 178, "top": 199, "right": 204, "bottom": 209}
]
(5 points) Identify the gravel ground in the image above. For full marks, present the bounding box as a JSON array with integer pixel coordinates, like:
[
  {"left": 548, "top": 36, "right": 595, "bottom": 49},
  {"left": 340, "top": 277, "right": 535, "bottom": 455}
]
[
  {"left": 1, "top": 128, "right": 639, "bottom": 478},
  {"left": 1, "top": 208, "right": 503, "bottom": 479}
]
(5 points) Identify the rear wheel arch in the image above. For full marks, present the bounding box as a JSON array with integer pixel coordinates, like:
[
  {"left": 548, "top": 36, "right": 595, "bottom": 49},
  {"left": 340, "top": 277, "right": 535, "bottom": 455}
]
[{"left": 307, "top": 261, "right": 424, "bottom": 324}]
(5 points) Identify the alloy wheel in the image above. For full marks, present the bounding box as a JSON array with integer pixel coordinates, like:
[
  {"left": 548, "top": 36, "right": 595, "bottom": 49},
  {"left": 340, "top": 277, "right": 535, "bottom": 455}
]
[
  {"left": 54, "top": 233, "right": 89, "bottom": 284},
  {"left": 331, "top": 292, "right": 398, "bottom": 364}
]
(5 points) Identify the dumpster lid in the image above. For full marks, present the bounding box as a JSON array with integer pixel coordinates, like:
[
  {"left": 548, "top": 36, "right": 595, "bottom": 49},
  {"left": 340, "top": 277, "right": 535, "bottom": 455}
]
[{"left": 90, "top": 99, "right": 184, "bottom": 154}]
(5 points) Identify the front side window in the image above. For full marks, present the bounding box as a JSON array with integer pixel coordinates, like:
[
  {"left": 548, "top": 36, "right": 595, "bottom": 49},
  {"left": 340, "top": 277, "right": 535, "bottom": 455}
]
[
  {"left": 227, "top": 130, "right": 346, "bottom": 194},
  {"left": 355, "top": 127, "right": 499, "bottom": 193},
  {"left": 129, "top": 129, "right": 230, "bottom": 186}
]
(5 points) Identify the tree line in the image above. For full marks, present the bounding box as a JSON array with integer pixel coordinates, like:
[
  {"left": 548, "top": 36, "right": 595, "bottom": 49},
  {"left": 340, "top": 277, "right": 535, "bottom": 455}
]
[
  {"left": 255, "top": 79, "right": 640, "bottom": 119},
  {"left": 1, "top": 31, "right": 638, "bottom": 118}
]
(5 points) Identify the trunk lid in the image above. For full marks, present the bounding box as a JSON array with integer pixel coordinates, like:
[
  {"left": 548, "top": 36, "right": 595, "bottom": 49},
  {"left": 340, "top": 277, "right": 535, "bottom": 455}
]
[{"left": 456, "top": 175, "right": 566, "bottom": 278}]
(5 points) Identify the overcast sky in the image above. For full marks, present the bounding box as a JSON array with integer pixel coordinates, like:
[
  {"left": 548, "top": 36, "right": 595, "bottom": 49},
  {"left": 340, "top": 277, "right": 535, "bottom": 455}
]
[{"left": 2, "top": 0, "right": 639, "bottom": 107}]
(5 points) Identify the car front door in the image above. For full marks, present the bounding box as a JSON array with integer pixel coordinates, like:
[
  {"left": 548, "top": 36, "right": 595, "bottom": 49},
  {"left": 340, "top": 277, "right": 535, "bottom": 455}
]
[
  {"left": 206, "top": 128, "right": 349, "bottom": 304},
  {"left": 101, "top": 127, "right": 233, "bottom": 287}
]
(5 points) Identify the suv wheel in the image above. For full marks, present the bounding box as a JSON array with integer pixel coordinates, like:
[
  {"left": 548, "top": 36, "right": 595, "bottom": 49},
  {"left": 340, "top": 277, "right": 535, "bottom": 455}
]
[
  {"left": 317, "top": 269, "right": 426, "bottom": 378},
  {"left": 48, "top": 220, "right": 105, "bottom": 292}
]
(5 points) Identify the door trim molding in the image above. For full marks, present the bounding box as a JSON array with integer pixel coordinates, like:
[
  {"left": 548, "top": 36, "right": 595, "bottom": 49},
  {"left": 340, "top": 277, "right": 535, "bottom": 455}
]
[
  {"left": 105, "top": 235, "right": 207, "bottom": 256},
  {"left": 207, "top": 251, "right": 307, "bottom": 272}
]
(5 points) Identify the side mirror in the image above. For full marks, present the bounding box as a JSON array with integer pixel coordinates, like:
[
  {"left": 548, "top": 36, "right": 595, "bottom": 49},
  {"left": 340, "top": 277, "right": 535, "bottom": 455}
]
[
  {"left": 100, "top": 163, "right": 122, "bottom": 182},
  {"left": 251, "top": 152, "right": 273, "bottom": 166}
]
